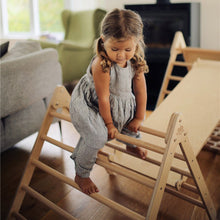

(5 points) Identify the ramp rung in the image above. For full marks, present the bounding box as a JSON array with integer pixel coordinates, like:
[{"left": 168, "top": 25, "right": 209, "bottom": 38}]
[
  {"left": 173, "top": 61, "right": 193, "bottom": 67},
  {"left": 168, "top": 75, "right": 184, "bottom": 81},
  {"left": 163, "top": 90, "right": 171, "bottom": 95}
]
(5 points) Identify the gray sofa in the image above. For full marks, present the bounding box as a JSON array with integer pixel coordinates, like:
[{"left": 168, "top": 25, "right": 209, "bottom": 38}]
[{"left": 0, "top": 41, "right": 62, "bottom": 152}]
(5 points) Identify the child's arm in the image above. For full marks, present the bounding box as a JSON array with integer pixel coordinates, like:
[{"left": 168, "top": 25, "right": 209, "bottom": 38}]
[
  {"left": 92, "top": 56, "right": 118, "bottom": 139},
  {"left": 127, "top": 72, "right": 147, "bottom": 132}
]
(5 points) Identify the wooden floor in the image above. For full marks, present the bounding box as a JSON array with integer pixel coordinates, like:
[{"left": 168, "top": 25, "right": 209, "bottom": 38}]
[{"left": 1, "top": 120, "right": 220, "bottom": 220}]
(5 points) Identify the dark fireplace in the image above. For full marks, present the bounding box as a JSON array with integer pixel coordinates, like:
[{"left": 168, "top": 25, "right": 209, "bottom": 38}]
[{"left": 125, "top": 1, "right": 200, "bottom": 110}]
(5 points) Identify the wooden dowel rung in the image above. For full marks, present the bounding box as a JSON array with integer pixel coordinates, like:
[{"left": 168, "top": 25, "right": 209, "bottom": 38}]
[
  {"left": 171, "top": 167, "right": 191, "bottom": 178},
  {"left": 175, "top": 48, "right": 184, "bottom": 54},
  {"left": 41, "top": 135, "right": 74, "bottom": 153},
  {"left": 22, "top": 185, "right": 77, "bottom": 220},
  {"left": 48, "top": 112, "right": 185, "bottom": 162},
  {"left": 115, "top": 133, "right": 185, "bottom": 161},
  {"left": 97, "top": 157, "right": 200, "bottom": 208},
  {"left": 210, "top": 135, "right": 220, "bottom": 141},
  {"left": 204, "top": 145, "right": 220, "bottom": 151},
  {"left": 173, "top": 152, "right": 185, "bottom": 161},
  {"left": 172, "top": 61, "right": 193, "bottom": 67},
  {"left": 168, "top": 75, "right": 184, "bottom": 81},
  {"left": 49, "top": 109, "right": 186, "bottom": 162},
  {"left": 105, "top": 143, "right": 191, "bottom": 178},
  {"left": 115, "top": 133, "right": 165, "bottom": 154},
  {"left": 97, "top": 155, "right": 156, "bottom": 188},
  {"left": 50, "top": 110, "right": 166, "bottom": 140},
  {"left": 98, "top": 155, "right": 189, "bottom": 196},
  {"left": 50, "top": 111, "right": 71, "bottom": 122},
  {"left": 12, "top": 212, "right": 27, "bottom": 220},
  {"left": 105, "top": 142, "right": 161, "bottom": 166},
  {"left": 181, "top": 182, "right": 199, "bottom": 194},
  {"left": 31, "top": 159, "right": 145, "bottom": 220},
  {"left": 43, "top": 124, "right": 185, "bottom": 163},
  {"left": 30, "top": 147, "right": 199, "bottom": 212},
  {"left": 139, "top": 126, "right": 166, "bottom": 138},
  {"left": 164, "top": 90, "right": 171, "bottom": 95},
  {"left": 165, "top": 187, "right": 204, "bottom": 208}
]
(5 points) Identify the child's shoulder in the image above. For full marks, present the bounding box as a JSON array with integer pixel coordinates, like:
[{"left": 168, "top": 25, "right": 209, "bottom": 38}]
[
  {"left": 91, "top": 56, "right": 109, "bottom": 75},
  {"left": 92, "top": 56, "right": 102, "bottom": 67}
]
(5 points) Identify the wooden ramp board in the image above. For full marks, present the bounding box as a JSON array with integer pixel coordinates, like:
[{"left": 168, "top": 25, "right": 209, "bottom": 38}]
[
  {"left": 109, "top": 59, "right": 220, "bottom": 187},
  {"left": 144, "top": 59, "right": 220, "bottom": 156}
]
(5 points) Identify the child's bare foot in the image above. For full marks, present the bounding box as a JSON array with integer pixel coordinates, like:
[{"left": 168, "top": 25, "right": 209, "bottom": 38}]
[
  {"left": 75, "top": 174, "right": 99, "bottom": 195},
  {"left": 126, "top": 145, "right": 147, "bottom": 160}
]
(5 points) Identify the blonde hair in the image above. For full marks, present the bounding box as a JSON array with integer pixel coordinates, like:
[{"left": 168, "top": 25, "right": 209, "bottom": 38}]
[{"left": 95, "top": 8, "right": 149, "bottom": 78}]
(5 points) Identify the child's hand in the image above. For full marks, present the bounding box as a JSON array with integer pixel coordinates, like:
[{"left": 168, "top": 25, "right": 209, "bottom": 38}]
[
  {"left": 127, "top": 118, "right": 143, "bottom": 133},
  {"left": 106, "top": 123, "right": 118, "bottom": 139}
]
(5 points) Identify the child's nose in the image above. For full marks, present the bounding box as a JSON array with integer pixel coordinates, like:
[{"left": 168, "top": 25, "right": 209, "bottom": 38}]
[{"left": 117, "top": 51, "right": 124, "bottom": 58}]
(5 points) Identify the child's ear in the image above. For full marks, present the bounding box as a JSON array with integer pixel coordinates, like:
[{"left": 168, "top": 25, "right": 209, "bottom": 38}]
[{"left": 100, "top": 35, "right": 105, "bottom": 42}]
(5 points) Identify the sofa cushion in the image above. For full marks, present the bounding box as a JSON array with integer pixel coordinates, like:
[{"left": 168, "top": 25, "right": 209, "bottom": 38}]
[
  {"left": 1, "top": 99, "right": 46, "bottom": 152},
  {"left": 1, "top": 40, "right": 41, "bottom": 61}
]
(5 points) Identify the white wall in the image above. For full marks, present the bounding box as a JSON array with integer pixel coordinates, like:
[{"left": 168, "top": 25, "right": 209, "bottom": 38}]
[{"left": 101, "top": 0, "right": 220, "bottom": 50}]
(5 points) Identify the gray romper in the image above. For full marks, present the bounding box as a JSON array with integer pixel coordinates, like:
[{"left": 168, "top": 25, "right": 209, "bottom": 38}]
[{"left": 69, "top": 59, "right": 140, "bottom": 178}]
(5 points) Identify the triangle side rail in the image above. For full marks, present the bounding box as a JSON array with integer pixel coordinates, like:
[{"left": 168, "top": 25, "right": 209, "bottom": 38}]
[
  {"left": 179, "top": 139, "right": 217, "bottom": 220},
  {"left": 146, "top": 113, "right": 183, "bottom": 219},
  {"left": 7, "top": 101, "right": 57, "bottom": 220}
]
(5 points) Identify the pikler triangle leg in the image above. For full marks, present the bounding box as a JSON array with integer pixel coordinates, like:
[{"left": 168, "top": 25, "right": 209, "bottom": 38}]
[
  {"left": 8, "top": 86, "right": 71, "bottom": 220},
  {"left": 8, "top": 106, "right": 55, "bottom": 219},
  {"left": 179, "top": 137, "right": 216, "bottom": 219},
  {"left": 146, "top": 113, "right": 184, "bottom": 219}
]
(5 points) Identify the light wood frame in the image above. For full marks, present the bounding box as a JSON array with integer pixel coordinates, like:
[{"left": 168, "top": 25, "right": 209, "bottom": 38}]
[
  {"left": 156, "top": 31, "right": 220, "bottom": 107},
  {"left": 8, "top": 86, "right": 216, "bottom": 220}
]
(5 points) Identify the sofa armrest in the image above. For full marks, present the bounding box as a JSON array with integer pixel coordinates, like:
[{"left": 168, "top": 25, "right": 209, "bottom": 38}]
[
  {"left": 39, "top": 40, "right": 58, "bottom": 49},
  {"left": 0, "top": 48, "right": 62, "bottom": 118},
  {"left": 59, "top": 40, "right": 92, "bottom": 50}
]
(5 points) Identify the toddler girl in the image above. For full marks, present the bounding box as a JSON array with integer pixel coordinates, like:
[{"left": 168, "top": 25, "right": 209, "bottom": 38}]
[{"left": 69, "top": 8, "right": 149, "bottom": 195}]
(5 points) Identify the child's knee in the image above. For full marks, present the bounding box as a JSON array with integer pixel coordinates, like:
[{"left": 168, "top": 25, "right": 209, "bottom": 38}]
[
  {"left": 71, "top": 145, "right": 98, "bottom": 177},
  {"left": 87, "top": 129, "right": 108, "bottom": 149}
]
